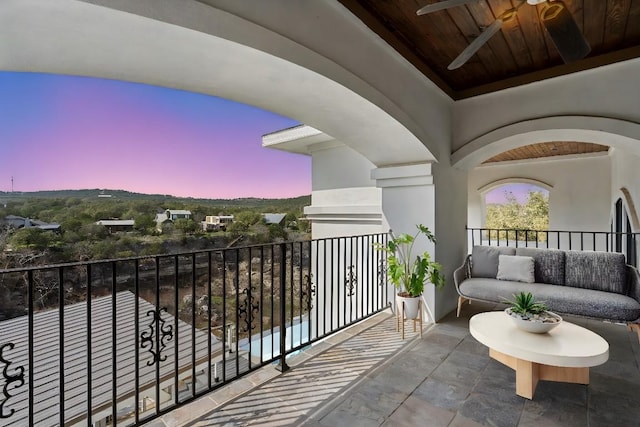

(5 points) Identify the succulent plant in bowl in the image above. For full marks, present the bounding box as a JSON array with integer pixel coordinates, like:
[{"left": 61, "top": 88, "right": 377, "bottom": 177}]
[{"left": 503, "top": 292, "right": 562, "bottom": 333}]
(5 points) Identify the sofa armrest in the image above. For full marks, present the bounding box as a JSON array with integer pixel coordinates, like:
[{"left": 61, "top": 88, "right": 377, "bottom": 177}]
[
  {"left": 627, "top": 265, "right": 640, "bottom": 305},
  {"left": 454, "top": 254, "right": 471, "bottom": 295}
]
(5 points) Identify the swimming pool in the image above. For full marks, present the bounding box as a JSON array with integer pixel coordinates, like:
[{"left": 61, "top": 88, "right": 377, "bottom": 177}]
[{"left": 240, "top": 317, "right": 311, "bottom": 360}]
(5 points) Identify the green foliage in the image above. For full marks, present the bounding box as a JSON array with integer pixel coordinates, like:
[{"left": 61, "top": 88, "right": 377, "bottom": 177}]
[
  {"left": 0, "top": 191, "right": 310, "bottom": 264},
  {"left": 62, "top": 217, "right": 83, "bottom": 232},
  {"left": 134, "top": 214, "right": 156, "bottom": 234},
  {"left": 173, "top": 218, "right": 199, "bottom": 234},
  {"left": 504, "top": 292, "right": 547, "bottom": 315},
  {"left": 226, "top": 221, "right": 247, "bottom": 237},
  {"left": 80, "top": 223, "right": 109, "bottom": 241},
  {"left": 268, "top": 223, "right": 288, "bottom": 241},
  {"left": 373, "top": 224, "right": 445, "bottom": 297},
  {"left": 485, "top": 190, "right": 549, "bottom": 241},
  {"left": 235, "top": 211, "right": 263, "bottom": 227},
  {"left": 10, "top": 228, "right": 62, "bottom": 250}
]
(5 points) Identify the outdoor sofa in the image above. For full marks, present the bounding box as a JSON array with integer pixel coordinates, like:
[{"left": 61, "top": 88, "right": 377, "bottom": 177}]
[{"left": 454, "top": 246, "right": 640, "bottom": 341}]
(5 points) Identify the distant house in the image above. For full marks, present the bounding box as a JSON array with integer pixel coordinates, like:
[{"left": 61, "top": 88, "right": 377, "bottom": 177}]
[
  {"left": 96, "top": 219, "right": 135, "bottom": 233},
  {"left": 154, "top": 209, "right": 192, "bottom": 232},
  {"left": 1, "top": 215, "right": 62, "bottom": 233},
  {"left": 202, "top": 215, "right": 234, "bottom": 231},
  {"left": 263, "top": 213, "right": 286, "bottom": 226}
]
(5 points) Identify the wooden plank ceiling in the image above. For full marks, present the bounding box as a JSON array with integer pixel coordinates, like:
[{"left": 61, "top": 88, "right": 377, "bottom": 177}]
[
  {"left": 482, "top": 141, "right": 609, "bottom": 163},
  {"left": 339, "top": 0, "right": 640, "bottom": 99},
  {"left": 338, "top": 0, "right": 638, "bottom": 162}
]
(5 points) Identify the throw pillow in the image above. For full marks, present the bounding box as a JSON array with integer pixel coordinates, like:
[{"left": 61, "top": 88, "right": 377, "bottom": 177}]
[
  {"left": 471, "top": 245, "right": 517, "bottom": 278},
  {"left": 496, "top": 255, "right": 535, "bottom": 283},
  {"left": 515, "top": 247, "right": 565, "bottom": 285},
  {"left": 564, "top": 250, "right": 627, "bottom": 294}
]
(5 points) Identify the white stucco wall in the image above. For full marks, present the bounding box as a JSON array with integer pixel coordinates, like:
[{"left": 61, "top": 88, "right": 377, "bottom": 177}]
[
  {"left": 304, "top": 142, "right": 382, "bottom": 239},
  {"left": 433, "top": 161, "right": 468, "bottom": 319},
  {"left": 468, "top": 154, "right": 612, "bottom": 233}
]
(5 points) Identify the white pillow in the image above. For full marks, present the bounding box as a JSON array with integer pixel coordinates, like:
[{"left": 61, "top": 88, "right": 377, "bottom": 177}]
[{"left": 496, "top": 255, "right": 535, "bottom": 283}]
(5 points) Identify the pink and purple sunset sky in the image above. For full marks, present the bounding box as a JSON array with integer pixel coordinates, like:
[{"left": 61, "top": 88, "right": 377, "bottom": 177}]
[
  {"left": 485, "top": 183, "right": 547, "bottom": 204},
  {"left": 0, "top": 72, "right": 309, "bottom": 199}
]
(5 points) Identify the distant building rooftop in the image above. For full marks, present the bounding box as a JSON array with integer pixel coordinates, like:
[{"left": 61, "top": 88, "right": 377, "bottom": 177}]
[
  {"left": 96, "top": 219, "right": 135, "bottom": 227},
  {"left": 263, "top": 213, "right": 286, "bottom": 225}
]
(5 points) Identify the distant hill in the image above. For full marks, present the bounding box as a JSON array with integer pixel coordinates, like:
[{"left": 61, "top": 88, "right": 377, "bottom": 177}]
[{"left": 0, "top": 189, "right": 310, "bottom": 208}]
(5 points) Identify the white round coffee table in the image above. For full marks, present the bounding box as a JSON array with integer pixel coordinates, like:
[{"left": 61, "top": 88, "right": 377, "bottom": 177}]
[{"left": 469, "top": 311, "right": 609, "bottom": 399}]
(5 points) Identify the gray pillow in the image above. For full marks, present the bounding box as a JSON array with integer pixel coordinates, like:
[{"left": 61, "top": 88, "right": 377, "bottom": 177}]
[
  {"left": 564, "top": 250, "right": 627, "bottom": 294},
  {"left": 496, "top": 255, "right": 535, "bottom": 283},
  {"left": 515, "top": 247, "right": 566, "bottom": 285},
  {"left": 471, "top": 245, "right": 516, "bottom": 279}
]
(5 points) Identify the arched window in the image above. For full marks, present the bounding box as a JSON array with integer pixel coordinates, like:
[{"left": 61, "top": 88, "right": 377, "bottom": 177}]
[{"left": 484, "top": 183, "right": 549, "bottom": 232}]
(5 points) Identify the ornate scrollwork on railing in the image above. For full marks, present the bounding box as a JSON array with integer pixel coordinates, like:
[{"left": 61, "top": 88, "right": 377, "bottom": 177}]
[
  {"left": 238, "top": 287, "right": 260, "bottom": 333},
  {"left": 377, "top": 258, "right": 387, "bottom": 287},
  {"left": 140, "top": 308, "right": 173, "bottom": 366},
  {"left": 301, "top": 273, "right": 316, "bottom": 312},
  {"left": 0, "top": 343, "right": 25, "bottom": 419},
  {"left": 345, "top": 265, "right": 357, "bottom": 297}
]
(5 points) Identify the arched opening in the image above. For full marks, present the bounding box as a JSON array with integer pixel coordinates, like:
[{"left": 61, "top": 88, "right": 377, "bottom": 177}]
[{"left": 478, "top": 181, "right": 549, "bottom": 244}]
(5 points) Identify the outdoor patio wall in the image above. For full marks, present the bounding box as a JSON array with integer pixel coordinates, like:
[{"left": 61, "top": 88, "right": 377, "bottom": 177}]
[
  {"left": 434, "top": 161, "right": 468, "bottom": 320},
  {"left": 305, "top": 142, "right": 382, "bottom": 239},
  {"left": 468, "top": 154, "right": 611, "bottom": 233}
]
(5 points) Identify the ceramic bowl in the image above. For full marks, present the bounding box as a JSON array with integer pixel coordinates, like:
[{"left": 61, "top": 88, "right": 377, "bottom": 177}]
[{"left": 505, "top": 308, "right": 562, "bottom": 333}]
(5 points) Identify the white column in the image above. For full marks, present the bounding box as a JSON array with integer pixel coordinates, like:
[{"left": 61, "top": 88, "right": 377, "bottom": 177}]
[
  {"left": 373, "top": 162, "right": 467, "bottom": 321},
  {"left": 372, "top": 163, "right": 438, "bottom": 321}
]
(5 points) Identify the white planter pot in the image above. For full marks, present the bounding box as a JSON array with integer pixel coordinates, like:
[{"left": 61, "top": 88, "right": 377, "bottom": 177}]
[
  {"left": 505, "top": 308, "right": 562, "bottom": 333},
  {"left": 397, "top": 294, "right": 421, "bottom": 320}
]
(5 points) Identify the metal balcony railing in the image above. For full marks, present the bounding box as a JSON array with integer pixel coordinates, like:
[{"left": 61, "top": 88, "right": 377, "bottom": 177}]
[
  {"left": 0, "top": 233, "right": 389, "bottom": 426},
  {"left": 468, "top": 227, "right": 639, "bottom": 267}
]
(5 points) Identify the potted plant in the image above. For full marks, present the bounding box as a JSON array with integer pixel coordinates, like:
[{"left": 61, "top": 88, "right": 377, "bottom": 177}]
[
  {"left": 374, "top": 224, "right": 445, "bottom": 319},
  {"left": 503, "top": 291, "right": 562, "bottom": 333}
]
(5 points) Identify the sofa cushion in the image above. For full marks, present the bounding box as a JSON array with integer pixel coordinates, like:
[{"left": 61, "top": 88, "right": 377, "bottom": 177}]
[
  {"left": 459, "top": 278, "right": 640, "bottom": 321},
  {"left": 471, "top": 246, "right": 516, "bottom": 279},
  {"left": 496, "top": 255, "right": 535, "bottom": 283},
  {"left": 565, "top": 250, "right": 627, "bottom": 294},
  {"left": 515, "top": 247, "right": 565, "bottom": 285}
]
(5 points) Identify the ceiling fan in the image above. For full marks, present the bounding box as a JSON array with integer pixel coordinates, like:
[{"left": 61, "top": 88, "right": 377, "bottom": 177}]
[{"left": 417, "top": 0, "right": 591, "bottom": 70}]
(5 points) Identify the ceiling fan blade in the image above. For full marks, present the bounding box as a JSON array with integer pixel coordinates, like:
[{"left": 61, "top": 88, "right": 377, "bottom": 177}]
[
  {"left": 540, "top": 1, "right": 591, "bottom": 63},
  {"left": 416, "top": 0, "right": 478, "bottom": 16},
  {"left": 448, "top": 18, "right": 503, "bottom": 70}
]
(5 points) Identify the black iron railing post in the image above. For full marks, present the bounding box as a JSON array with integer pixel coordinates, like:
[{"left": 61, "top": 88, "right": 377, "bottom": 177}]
[
  {"left": 111, "top": 262, "right": 117, "bottom": 426},
  {"left": 28, "top": 270, "right": 34, "bottom": 425},
  {"left": 134, "top": 259, "right": 140, "bottom": 424},
  {"left": 58, "top": 267, "right": 65, "bottom": 426},
  {"left": 276, "top": 243, "right": 289, "bottom": 373},
  {"left": 86, "top": 265, "right": 92, "bottom": 425}
]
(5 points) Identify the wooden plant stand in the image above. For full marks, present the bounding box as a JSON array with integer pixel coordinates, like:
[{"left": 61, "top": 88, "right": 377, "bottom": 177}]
[{"left": 396, "top": 299, "right": 423, "bottom": 340}]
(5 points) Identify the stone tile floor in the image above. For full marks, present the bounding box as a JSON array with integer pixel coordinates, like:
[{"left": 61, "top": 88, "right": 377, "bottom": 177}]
[{"left": 145, "top": 301, "right": 640, "bottom": 427}]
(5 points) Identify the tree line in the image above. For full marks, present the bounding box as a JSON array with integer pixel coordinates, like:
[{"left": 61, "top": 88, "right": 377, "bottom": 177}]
[
  {"left": 484, "top": 190, "right": 549, "bottom": 241},
  {"left": 0, "top": 194, "right": 311, "bottom": 268}
]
